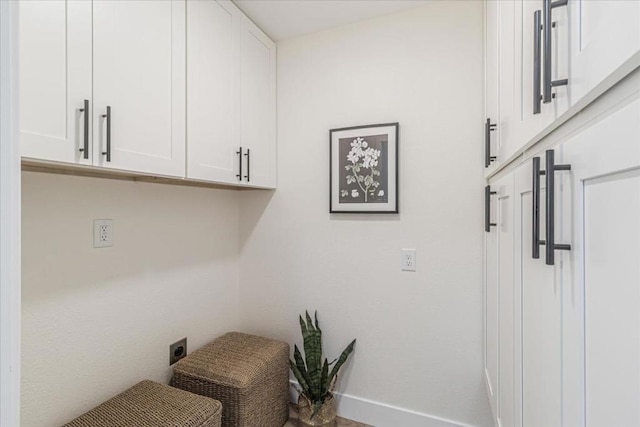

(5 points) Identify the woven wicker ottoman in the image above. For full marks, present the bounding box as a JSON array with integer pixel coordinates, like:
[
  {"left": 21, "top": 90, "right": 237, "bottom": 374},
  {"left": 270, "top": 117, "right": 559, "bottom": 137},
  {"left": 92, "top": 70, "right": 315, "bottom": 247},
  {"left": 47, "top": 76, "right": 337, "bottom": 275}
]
[
  {"left": 63, "top": 380, "right": 222, "bottom": 427},
  {"left": 171, "top": 332, "right": 290, "bottom": 427}
]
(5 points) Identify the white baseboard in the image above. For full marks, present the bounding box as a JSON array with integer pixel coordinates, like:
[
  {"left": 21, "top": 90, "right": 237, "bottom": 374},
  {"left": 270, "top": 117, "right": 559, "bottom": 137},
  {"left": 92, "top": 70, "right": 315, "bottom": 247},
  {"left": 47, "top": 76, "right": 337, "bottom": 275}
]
[{"left": 289, "top": 381, "right": 479, "bottom": 427}]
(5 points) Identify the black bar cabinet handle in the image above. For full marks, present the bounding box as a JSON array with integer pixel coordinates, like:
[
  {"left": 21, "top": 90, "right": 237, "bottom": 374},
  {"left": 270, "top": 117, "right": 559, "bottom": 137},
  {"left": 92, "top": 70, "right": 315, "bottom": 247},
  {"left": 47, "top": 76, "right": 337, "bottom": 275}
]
[
  {"left": 101, "top": 106, "right": 111, "bottom": 162},
  {"left": 533, "top": 11, "right": 542, "bottom": 115},
  {"left": 543, "top": 0, "right": 568, "bottom": 103},
  {"left": 79, "top": 99, "right": 89, "bottom": 159},
  {"left": 485, "top": 118, "right": 497, "bottom": 168},
  {"left": 544, "top": 149, "right": 571, "bottom": 265},
  {"left": 236, "top": 146, "right": 243, "bottom": 181},
  {"left": 485, "top": 185, "right": 497, "bottom": 232},
  {"left": 244, "top": 148, "right": 251, "bottom": 182},
  {"left": 532, "top": 157, "right": 546, "bottom": 258}
]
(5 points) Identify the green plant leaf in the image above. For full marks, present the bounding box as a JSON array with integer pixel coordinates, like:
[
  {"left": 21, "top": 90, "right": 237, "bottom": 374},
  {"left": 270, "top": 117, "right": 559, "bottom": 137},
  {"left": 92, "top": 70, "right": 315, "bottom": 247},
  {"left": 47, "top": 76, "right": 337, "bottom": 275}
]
[
  {"left": 305, "top": 311, "right": 314, "bottom": 332},
  {"left": 290, "top": 359, "right": 310, "bottom": 393},
  {"left": 293, "top": 345, "right": 312, "bottom": 394},
  {"left": 320, "top": 358, "right": 329, "bottom": 397},
  {"left": 327, "top": 339, "right": 356, "bottom": 388},
  {"left": 299, "top": 315, "right": 308, "bottom": 337},
  {"left": 302, "top": 311, "right": 323, "bottom": 399}
]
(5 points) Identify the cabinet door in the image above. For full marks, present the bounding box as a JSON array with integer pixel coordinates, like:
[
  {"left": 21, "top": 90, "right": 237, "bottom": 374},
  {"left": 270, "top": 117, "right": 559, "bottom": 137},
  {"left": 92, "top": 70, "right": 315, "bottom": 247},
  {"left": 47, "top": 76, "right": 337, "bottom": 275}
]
[
  {"left": 19, "top": 0, "right": 92, "bottom": 164},
  {"left": 511, "top": 0, "right": 566, "bottom": 146},
  {"left": 485, "top": 173, "right": 516, "bottom": 427},
  {"left": 548, "top": 0, "right": 570, "bottom": 116},
  {"left": 514, "top": 152, "right": 564, "bottom": 427},
  {"left": 240, "top": 15, "right": 276, "bottom": 189},
  {"left": 569, "top": 1, "right": 640, "bottom": 105},
  {"left": 563, "top": 97, "right": 640, "bottom": 427},
  {"left": 498, "top": 0, "right": 524, "bottom": 166},
  {"left": 496, "top": 174, "right": 515, "bottom": 427},
  {"left": 186, "top": 0, "right": 241, "bottom": 184},
  {"left": 93, "top": 0, "right": 186, "bottom": 177},
  {"left": 485, "top": 185, "right": 499, "bottom": 419},
  {"left": 485, "top": 0, "right": 500, "bottom": 174}
]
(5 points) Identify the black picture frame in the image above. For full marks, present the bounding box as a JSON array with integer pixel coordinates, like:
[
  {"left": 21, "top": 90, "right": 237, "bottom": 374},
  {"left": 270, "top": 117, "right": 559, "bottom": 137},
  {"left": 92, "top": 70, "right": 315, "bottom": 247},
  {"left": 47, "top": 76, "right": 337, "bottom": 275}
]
[{"left": 329, "top": 122, "right": 399, "bottom": 213}]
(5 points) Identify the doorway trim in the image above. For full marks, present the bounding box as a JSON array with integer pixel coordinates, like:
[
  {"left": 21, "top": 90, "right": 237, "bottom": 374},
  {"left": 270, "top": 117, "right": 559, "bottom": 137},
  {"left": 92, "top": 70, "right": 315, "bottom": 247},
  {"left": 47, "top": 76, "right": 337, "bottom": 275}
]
[{"left": 0, "top": 1, "right": 21, "bottom": 425}]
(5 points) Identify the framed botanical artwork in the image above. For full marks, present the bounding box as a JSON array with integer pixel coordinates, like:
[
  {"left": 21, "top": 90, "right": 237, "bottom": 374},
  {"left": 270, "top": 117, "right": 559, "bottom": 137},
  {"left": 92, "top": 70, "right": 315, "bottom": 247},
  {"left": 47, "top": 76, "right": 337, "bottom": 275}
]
[{"left": 330, "top": 122, "right": 399, "bottom": 213}]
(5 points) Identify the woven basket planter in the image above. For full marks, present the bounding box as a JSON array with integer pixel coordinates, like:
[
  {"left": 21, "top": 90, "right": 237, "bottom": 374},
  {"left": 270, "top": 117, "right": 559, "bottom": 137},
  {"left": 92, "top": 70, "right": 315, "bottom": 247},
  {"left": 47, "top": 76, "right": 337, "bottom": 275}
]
[{"left": 296, "top": 394, "right": 337, "bottom": 427}]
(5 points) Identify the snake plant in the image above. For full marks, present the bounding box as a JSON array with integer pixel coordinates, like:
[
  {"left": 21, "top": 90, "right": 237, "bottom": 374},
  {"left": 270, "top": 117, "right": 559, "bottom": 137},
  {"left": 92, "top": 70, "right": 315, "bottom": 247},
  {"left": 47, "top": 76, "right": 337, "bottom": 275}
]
[{"left": 290, "top": 311, "right": 356, "bottom": 417}]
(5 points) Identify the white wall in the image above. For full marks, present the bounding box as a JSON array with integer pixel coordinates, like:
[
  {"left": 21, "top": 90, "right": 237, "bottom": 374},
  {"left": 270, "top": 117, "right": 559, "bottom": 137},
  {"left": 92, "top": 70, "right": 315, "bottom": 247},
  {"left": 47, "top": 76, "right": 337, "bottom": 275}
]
[
  {"left": 21, "top": 172, "right": 240, "bottom": 427},
  {"left": 238, "top": 2, "right": 492, "bottom": 426}
]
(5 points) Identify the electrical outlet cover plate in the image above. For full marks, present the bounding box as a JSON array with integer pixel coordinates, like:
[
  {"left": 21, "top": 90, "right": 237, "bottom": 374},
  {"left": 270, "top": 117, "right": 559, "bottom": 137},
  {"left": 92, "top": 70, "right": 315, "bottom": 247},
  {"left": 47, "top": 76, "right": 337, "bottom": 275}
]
[
  {"left": 93, "top": 219, "right": 113, "bottom": 248},
  {"left": 401, "top": 248, "right": 416, "bottom": 271},
  {"left": 170, "top": 338, "right": 187, "bottom": 365}
]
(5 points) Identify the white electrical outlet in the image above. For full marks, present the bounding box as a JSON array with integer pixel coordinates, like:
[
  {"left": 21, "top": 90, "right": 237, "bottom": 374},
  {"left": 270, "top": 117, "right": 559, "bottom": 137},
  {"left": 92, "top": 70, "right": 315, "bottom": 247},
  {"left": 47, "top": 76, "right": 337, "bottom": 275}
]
[
  {"left": 401, "top": 248, "right": 416, "bottom": 271},
  {"left": 94, "top": 219, "right": 113, "bottom": 248}
]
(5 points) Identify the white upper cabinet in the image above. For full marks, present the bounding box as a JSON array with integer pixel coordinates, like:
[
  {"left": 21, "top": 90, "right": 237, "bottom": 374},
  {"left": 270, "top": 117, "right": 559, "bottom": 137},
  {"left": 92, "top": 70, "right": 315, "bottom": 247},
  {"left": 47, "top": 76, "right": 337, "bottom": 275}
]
[
  {"left": 513, "top": 0, "right": 569, "bottom": 149},
  {"left": 19, "top": 0, "right": 92, "bottom": 164},
  {"left": 487, "top": 0, "right": 638, "bottom": 172},
  {"left": 497, "top": 0, "right": 519, "bottom": 164},
  {"left": 569, "top": 0, "right": 640, "bottom": 105},
  {"left": 240, "top": 15, "right": 277, "bottom": 189},
  {"left": 93, "top": 0, "right": 186, "bottom": 177},
  {"left": 484, "top": 0, "right": 500, "bottom": 173},
  {"left": 20, "top": 0, "right": 276, "bottom": 186},
  {"left": 186, "top": 0, "right": 242, "bottom": 184},
  {"left": 186, "top": 1, "right": 276, "bottom": 188},
  {"left": 516, "top": 0, "right": 560, "bottom": 144}
]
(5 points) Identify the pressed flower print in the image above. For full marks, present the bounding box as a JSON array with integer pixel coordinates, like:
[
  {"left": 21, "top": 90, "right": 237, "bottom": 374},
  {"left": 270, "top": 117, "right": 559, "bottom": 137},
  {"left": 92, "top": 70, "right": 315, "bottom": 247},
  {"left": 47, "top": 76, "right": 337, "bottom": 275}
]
[{"left": 338, "top": 134, "right": 389, "bottom": 204}]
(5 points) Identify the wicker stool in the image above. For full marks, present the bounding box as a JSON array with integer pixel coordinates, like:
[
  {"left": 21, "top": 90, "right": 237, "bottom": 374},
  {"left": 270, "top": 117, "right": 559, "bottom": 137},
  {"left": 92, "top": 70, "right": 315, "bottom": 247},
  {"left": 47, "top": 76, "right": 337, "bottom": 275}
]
[
  {"left": 171, "top": 332, "right": 290, "bottom": 427},
  {"left": 63, "top": 380, "right": 222, "bottom": 427}
]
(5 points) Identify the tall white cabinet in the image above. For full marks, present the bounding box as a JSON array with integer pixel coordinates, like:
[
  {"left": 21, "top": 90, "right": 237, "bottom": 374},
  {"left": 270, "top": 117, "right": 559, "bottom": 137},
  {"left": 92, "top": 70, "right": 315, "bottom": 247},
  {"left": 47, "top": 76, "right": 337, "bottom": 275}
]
[
  {"left": 513, "top": 147, "right": 567, "bottom": 427},
  {"left": 496, "top": 175, "right": 515, "bottom": 427},
  {"left": 562, "top": 97, "right": 640, "bottom": 427},
  {"left": 484, "top": 183, "right": 499, "bottom": 417},
  {"left": 485, "top": 71, "right": 640, "bottom": 427},
  {"left": 484, "top": 173, "right": 516, "bottom": 426},
  {"left": 484, "top": 0, "right": 640, "bottom": 424}
]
